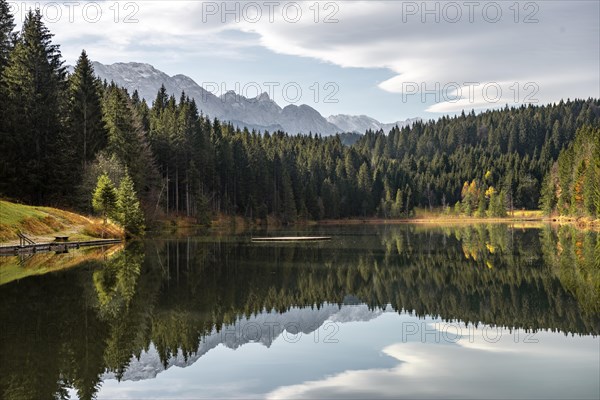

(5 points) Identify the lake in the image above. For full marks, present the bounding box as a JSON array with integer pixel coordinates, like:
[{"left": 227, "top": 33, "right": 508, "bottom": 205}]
[{"left": 1, "top": 224, "right": 598, "bottom": 399}]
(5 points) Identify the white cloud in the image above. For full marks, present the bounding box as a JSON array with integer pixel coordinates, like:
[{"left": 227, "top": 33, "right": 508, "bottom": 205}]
[
  {"left": 265, "top": 322, "right": 599, "bottom": 399},
  {"left": 11, "top": 1, "right": 599, "bottom": 115},
  {"left": 234, "top": 1, "right": 599, "bottom": 112}
]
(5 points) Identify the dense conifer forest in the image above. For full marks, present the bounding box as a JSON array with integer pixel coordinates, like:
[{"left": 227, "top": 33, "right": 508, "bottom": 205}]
[{"left": 1, "top": 4, "right": 599, "bottom": 225}]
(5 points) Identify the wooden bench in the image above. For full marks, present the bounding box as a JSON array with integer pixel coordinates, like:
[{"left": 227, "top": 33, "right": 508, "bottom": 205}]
[{"left": 54, "top": 236, "right": 69, "bottom": 242}]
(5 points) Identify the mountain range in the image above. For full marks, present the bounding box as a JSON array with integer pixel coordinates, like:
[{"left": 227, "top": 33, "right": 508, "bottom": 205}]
[{"left": 88, "top": 61, "right": 419, "bottom": 135}]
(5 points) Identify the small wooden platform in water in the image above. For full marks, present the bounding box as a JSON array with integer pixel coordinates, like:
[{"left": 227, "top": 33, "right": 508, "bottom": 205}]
[{"left": 251, "top": 236, "right": 331, "bottom": 243}]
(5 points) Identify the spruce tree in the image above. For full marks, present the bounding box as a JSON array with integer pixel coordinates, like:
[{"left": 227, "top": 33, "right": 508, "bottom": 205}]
[
  {"left": 454, "top": 201, "right": 462, "bottom": 215},
  {"left": 539, "top": 170, "right": 557, "bottom": 216},
  {"left": 92, "top": 173, "right": 117, "bottom": 224},
  {"left": 476, "top": 191, "right": 486, "bottom": 217},
  {"left": 116, "top": 172, "right": 145, "bottom": 236},
  {"left": 281, "top": 168, "right": 296, "bottom": 223},
  {"left": 103, "top": 84, "right": 157, "bottom": 195},
  {"left": 0, "top": 0, "right": 15, "bottom": 187},
  {"left": 1, "top": 9, "right": 66, "bottom": 203},
  {"left": 0, "top": 0, "right": 15, "bottom": 71},
  {"left": 392, "top": 189, "right": 403, "bottom": 218},
  {"left": 357, "top": 162, "right": 372, "bottom": 215},
  {"left": 68, "top": 50, "right": 106, "bottom": 168}
]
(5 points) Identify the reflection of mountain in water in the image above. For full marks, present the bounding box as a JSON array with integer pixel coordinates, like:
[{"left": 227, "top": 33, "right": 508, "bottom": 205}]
[
  {"left": 105, "top": 304, "right": 385, "bottom": 382},
  {"left": 144, "top": 225, "right": 598, "bottom": 341},
  {"left": 0, "top": 225, "right": 598, "bottom": 400}
]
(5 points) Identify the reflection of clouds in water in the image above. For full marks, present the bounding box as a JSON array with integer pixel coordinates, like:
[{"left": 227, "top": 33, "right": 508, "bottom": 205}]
[
  {"left": 102, "top": 304, "right": 386, "bottom": 382},
  {"left": 266, "top": 323, "right": 600, "bottom": 400},
  {"left": 92, "top": 312, "right": 599, "bottom": 400}
]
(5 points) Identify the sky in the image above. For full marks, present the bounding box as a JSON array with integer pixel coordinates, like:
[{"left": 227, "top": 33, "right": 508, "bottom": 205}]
[{"left": 8, "top": 0, "right": 600, "bottom": 122}]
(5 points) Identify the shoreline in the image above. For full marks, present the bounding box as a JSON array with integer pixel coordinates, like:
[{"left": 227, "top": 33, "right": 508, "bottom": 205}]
[
  {"left": 312, "top": 216, "right": 599, "bottom": 229},
  {"left": 4, "top": 210, "right": 598, "bottom": 245},
  {"left": 200, "top": 212, "right": 600, "bottom": 232},
  {"left": 0, "top": 238, "right": 123, "bottom": 255}
]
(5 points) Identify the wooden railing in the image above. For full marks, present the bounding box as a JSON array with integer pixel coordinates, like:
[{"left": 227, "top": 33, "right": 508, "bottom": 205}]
[{"left": 17, "top": 231, "right": 36, "bottom": 246}]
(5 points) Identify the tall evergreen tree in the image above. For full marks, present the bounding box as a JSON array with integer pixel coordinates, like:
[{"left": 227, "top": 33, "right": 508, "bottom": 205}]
[
  {"left": 92, "top": 173, "right": 117, "bottom": 224},
  {"left": 357, "top": 162, "right": 372, "bottom": 216},
  {"left": 116, "top": 172, "right": 145, "bottom": 237},
  {"left": 0, "top": 0, "right": 15, "bottom": 71},
  {"left": 0, "top": 0, "right": 15, "bottom": 189},
  {"left": 392, "top": 188, "right": 403, "bottom": 218},
  {"left": 102, "top": 84, "right": 157, "bottom": 196},
  {"left": 539, "top": 171, "right": 557, "bottom": 215},
  {"left": 0, "top": 9, "right": 66, "bottom": 203},
  {"left": 68, "top": 50, "right": 106, "bottom": 168}
]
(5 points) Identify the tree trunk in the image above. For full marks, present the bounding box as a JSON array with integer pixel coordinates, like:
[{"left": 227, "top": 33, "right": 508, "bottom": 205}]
[
  {"left": 186, "top": 170, "right": 190, "bottom": 217},
  {"left": 83, "top": 104, "right": 87, "bottom": 167},
  {"left": 175, "top": 166, "right": 179, "bottom": 214},
  {"left": 166, "top": 166, "right": 169, "bottom": 216}
]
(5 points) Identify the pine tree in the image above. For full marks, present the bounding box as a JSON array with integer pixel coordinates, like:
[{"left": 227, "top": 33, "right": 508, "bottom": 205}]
[
  {"left": 195, "top": 190, "right": 211, "bottom": 226},
  {"left": 116, "top": 172, "right": 145, "bottom": 236},
  {"left": 454, "top": 201, "right": 462, "bottom": 215},
  {"left": 102, "top": 84, "right": 157, "bottom": 195},
  {"left": 556, "top": 147, "right": 573, "bottom": 215},
  {"left": 476, "top": 191, "right": 486, "bottom": 217},
  {"left": 78, "top": 152, "right": 127, "bottom": 211},
  {"left": 539, "top": 172, "right": 556, "bottom": 216},
  {"left": 92, "top": 173, "right": 117, "bottom": 224},
  {"left": 392, "top": 189, "right": 403, "bottom": 218},
  {"left": 0, "top": 0, "right": 15, "bottom": 71},
  {"left": 486, "top": 186, "right": 506, "bottom": 217},
  {"left": 1, "top": 9, "right": 66, "bottom": 203},
  {"left": 498, "top": 190, "right": 507, "bottom": 217},
  {"left": 281, "top": 167, "right": 296, "bottom": 224},
  {"left": 404, "top": 185, "right": 413, "bottom": 217},
  {"left": 569, "top": 160, "right": 586, "bottom": 216},
  {"left": 0, "top": 0, "right": 15, "bottom": 185},
  {"left": 68, "top": 50, "right": 106, "bottom": 168},
  {"left": 357, "top": 162, "right": 372, "bottom": 216}
]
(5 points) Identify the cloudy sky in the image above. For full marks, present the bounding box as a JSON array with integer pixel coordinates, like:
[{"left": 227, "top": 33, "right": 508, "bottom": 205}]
[{"left": 9, "top": 1, "right": 600, "bottom": 122}]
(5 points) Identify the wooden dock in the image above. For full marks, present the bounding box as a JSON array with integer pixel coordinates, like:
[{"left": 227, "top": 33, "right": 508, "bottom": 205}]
[
  {"left": 251, "top": 236, "right": 331, "bottom": 243},
  {"left": 0, "top": 239, "right": 122, "bottom": 255}
]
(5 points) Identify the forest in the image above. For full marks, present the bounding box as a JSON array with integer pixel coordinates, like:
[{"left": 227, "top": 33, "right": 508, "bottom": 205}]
[{"left": 1, "top": 5, "right": 599, "bottom": 227}]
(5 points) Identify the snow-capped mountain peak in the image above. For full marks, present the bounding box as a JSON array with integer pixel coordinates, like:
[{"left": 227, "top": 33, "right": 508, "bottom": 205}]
[
  {"left": 327, "top": 114, "right": 419, "bottom": 134},
  {"left": 85, "top": 61, "right": 419, "bottom": 135}
]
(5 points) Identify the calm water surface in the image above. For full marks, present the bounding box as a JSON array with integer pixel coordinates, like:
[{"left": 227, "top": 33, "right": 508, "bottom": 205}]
[{"left": 1, "top": 224, "right": 598, "bottom": 399}]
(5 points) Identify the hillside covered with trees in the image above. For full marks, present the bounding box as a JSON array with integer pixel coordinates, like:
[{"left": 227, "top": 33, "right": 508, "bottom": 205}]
[{"left": 1, "top": 4, "right": 599, "bottom": 226}]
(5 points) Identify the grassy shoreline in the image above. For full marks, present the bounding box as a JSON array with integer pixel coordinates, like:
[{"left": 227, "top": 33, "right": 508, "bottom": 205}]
[
  {"left": 0, "top": 199, "right": 123, "bottom": 245},
  {"left": 313, "top": 208, "right": 599, "bottom": 228},
  {"left": 200, "top": 210, "right": 599, "bottom": 231},
  {"left": 312, "top": 217, "right": 599, "bottom": 229},
  {"left": 4, "top": 198, "right": 598, "bottom": 244}
]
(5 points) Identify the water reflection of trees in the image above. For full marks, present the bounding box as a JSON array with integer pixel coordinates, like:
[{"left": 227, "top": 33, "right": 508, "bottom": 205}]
[
  {"left": 0, "top": 225, "right": 598, "bottom": 399},
  {"left": 0, "top": 242, "right": 162, "bottom": 400}
]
